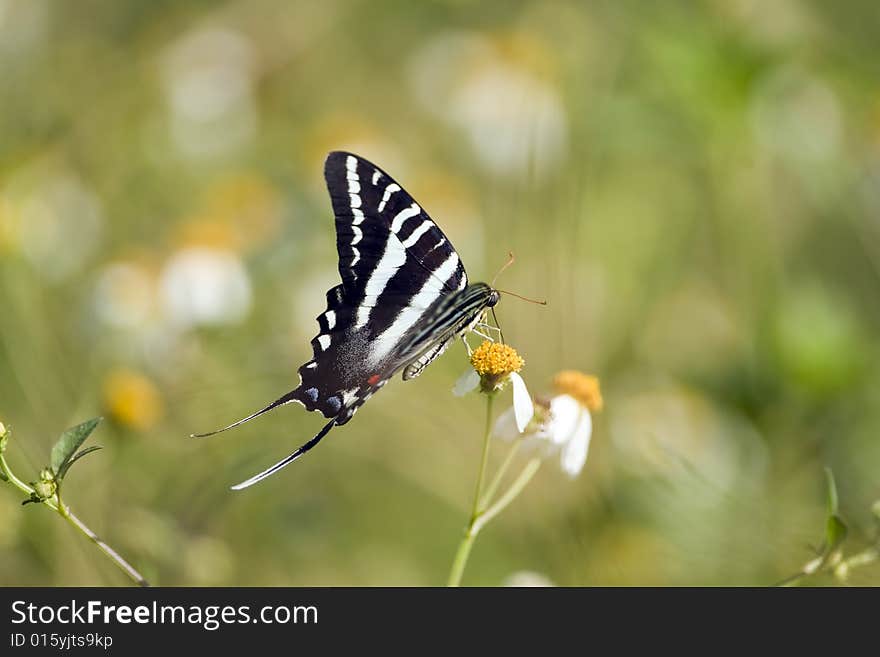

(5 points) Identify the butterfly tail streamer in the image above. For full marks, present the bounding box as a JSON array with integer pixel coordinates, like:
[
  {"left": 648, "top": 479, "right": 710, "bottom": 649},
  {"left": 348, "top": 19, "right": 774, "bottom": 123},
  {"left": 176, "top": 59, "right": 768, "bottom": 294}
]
[
  {"left": 230, "top": 418, "right": 337, "bottom": 490},
  {"left": 190, "top": 391, "right": 300, "bottom": 438}
]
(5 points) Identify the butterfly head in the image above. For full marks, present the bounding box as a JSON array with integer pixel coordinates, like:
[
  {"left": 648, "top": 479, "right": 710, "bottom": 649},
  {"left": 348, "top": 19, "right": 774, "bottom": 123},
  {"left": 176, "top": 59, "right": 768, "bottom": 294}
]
[{"left": 487, "top": 289, "right": 501, "bottom": 307}]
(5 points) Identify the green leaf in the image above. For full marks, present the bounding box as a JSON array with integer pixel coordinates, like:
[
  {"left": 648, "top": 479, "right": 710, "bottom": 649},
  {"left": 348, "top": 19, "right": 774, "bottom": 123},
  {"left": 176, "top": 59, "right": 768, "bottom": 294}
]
[
  {"left": 50, "top": 417, "right": 102, "bottom": 479},
  {"left": 822, "top": 469, "right": 847, "bottom": 555},
  {"left": 57, "top": 445, "right": 103, "bottom": 480},
  {"left": 825, "top": 467, "right": 839, "bottom": 516},
  {"left": 826, "top": 514, "right": 848, "bottom": 553}
]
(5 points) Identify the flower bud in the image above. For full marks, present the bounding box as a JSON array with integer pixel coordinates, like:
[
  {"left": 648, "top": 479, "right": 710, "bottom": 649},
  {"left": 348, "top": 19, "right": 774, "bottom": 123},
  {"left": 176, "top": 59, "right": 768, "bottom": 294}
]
[{"left": 32, "top": 479, "right": 56, "bottom": 500}]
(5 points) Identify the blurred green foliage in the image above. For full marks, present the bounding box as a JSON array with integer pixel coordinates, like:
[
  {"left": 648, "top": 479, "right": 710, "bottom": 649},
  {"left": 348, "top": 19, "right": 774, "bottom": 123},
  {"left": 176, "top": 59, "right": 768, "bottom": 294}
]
[{"left": 1, "top": 0, "right": 879, "bottom": 586}]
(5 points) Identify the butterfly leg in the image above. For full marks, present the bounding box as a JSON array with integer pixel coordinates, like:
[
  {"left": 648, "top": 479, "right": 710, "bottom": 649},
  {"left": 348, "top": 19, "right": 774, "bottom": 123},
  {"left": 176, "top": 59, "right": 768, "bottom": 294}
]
[
  {"left": 462, "top": 335, "right": 473, "bottom": 357},
  {"left": 472, "top": 327, "right": 495, "bottom": 342}
]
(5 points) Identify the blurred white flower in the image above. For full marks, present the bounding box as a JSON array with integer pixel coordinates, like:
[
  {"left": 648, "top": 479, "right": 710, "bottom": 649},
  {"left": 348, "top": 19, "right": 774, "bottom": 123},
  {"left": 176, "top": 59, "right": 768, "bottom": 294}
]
[
  {"left": 162, "top": 27, "right": 258, "bottom": 158},
  {"left": 750, "top": 66, "right": 841, "bottom": 164},
  {"left": 0, "top": 0, "right": 48, "bottom": 55},
  {"left": 494, "top": 371, "right": 602, "bottom": 478},
  {"left": 408, "top": 31, "right": 567, "bottom": 178},
  {"left": 503, "top": 570, "right": 555, "bottom": 587},
  {"left": 94, "top": 262, "right": 155, "bottom": 328},
  {"left": 159, "top": 247, "right": 252, "bottom": 327},
  {"left": 556, "top": 396, "right": 593, "bottom": 477},
  {"left": 15, "top": 174, "right": 104, "bottom": 281}
]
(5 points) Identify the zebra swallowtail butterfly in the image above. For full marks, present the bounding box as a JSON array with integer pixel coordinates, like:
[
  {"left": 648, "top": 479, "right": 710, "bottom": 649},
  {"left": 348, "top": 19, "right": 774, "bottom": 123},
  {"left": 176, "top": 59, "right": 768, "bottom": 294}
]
[{"left": 195, "top": 151, "right": 501, "bottom": 489}]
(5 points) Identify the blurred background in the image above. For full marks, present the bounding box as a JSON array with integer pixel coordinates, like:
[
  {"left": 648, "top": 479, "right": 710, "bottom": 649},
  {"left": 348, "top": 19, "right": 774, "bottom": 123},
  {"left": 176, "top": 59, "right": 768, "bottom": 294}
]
[{"left": 1, "top": 0, "right": 879, "bottom": 586}]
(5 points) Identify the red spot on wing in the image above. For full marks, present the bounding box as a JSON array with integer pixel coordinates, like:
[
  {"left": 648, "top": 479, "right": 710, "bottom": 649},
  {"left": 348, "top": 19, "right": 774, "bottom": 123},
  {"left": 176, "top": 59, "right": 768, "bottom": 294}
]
[{"left": 367, "top": 374, "right": 381, "bottom": 386}]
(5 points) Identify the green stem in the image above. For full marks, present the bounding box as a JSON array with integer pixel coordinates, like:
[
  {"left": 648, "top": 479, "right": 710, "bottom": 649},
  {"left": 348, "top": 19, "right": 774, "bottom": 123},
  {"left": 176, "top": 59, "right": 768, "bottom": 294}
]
[
  {"left": 479, "top": 438, "right": 522, "bottom": 511},
  {"left": 473, "top": 458, "right": 541, "bottom": 535},
  {"left": 0, "top": 448, "right": 149, "bottom": 586},
  {"left": 447, "top": 527, "right": 476, "bottom": 588},
  {"left": 0, "top": 451, "right": 42, "bottom": 503},
  {"left": 448, "top": 394, "right": 494, "bottom": 587},
  {"left": 470, "top": 394, "right": 494, "bottom": 521},
  {"left": 58, "top": 499, "right": 149, "bottom": 586},
  {"left": 778, "top": 543, "right": 880, "bottom": 586}
]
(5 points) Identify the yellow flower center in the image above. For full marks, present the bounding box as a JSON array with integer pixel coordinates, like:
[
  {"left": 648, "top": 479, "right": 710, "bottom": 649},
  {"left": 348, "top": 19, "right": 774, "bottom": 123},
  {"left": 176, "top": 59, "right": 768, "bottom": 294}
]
[
  {"left": 554, "top": 370, "right": 603, "bottom": 412},
  {"left": 103, "top": 369, "right": 164, "bottom": 431},
  {"left": 470, "top": 341, "right": 524, "bottom": 377}
]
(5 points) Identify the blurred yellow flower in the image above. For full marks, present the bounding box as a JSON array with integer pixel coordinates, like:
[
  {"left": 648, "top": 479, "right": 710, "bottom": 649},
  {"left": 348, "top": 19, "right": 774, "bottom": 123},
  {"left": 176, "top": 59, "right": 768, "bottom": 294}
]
[
  {"left": 205, "top": 174, "right": 281, "bottom": 249},
  {"left": 554, "top": 370, "right": 603, "bottom": 412},
  {"left": 175, "top": 174, "right": 281, "bottom": 254},
  {"left": 103, "top": 369, "right": 164, "bottom": 431},
  {"left": 302, "top": 113, "right": 399, "bottom": 182},
  {"left": 176, "top": 218, "right": 239, "bottom": 251}
]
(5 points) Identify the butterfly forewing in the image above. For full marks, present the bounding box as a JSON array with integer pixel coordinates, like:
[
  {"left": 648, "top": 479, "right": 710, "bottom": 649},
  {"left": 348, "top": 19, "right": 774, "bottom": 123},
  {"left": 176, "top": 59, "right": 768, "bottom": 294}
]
[
  {"left": 297, "top": 152, "right": 473, "bottom": 411},
  {"left": 324, "top": 152, "right": 467, "bottom": 298}
]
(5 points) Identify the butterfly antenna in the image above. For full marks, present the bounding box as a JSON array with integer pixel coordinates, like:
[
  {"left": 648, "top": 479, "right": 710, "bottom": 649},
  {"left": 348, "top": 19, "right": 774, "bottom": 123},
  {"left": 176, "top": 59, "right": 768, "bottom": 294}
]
[
  {"left": 491, "top": 252, "right": 516, "bottom": 288},
  {"left": 230, "top": 419, "right": 336, "bottom": 490},
  {"left": 190, "top": 391, "right": 299, "bottom": 438},
  {"left": 495, "top": 289, "right": 548, "bottom": 306}
]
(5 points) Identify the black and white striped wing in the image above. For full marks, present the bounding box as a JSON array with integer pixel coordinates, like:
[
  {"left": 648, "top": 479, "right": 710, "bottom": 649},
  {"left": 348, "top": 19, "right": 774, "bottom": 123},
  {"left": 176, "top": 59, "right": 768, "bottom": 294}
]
[
  {"left": 327, "top": 151, "right": 467, "bottom": 306},
  {"left": 289, "top": 152, "right": 470, "bottom": 421},
  {"left": 196, "top": 152, "right": 480, "bottom": 489}
]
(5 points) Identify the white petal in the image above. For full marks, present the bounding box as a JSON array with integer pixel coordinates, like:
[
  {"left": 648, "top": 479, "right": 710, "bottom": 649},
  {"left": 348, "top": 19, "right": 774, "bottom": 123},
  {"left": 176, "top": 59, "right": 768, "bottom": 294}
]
[
  {"left": 509, "top": 372, "right": 534, "bottom": 433},
  {"left": 560, "top": 409, "right": 592, "bottom": 477},
  {"left": 502, "top": 570, "right": 555, "bottom": 587},
  {"left": 546, "top": 395, "right": 581, "bottom": 446},
  {"left": 452, "top": 369, "right": 480, "bottom": 397},
  {"left": 492, "top": 406, "right": 521, "bottom": 441}
]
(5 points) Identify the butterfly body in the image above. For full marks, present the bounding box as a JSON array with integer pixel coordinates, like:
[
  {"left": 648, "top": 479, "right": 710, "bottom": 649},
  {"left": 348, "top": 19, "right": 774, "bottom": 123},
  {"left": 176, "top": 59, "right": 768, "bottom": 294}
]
[{"left": 196, "top": 152, "right": 499, "bottom": 488}]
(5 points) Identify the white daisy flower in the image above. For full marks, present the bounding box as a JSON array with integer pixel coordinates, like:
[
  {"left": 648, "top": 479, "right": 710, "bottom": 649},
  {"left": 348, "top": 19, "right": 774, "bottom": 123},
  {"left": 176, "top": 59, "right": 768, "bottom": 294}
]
[
  {"left": 452, "top": 340, "right": 534, "bottom": 432},
  {"left": 493, "top": 371, "right": 603, "bottom": 477}
]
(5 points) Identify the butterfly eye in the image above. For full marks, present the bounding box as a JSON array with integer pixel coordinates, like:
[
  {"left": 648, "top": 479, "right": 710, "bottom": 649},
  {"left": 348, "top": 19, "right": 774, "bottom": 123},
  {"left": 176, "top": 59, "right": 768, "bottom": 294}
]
[{"left": 487, "top": 290, "right": 501, "bottom": 307}]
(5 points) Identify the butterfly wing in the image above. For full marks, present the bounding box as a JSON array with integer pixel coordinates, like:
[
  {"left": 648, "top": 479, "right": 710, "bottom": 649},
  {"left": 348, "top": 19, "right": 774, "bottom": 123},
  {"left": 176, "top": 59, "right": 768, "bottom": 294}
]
[
  {"left": 293, "top": 152, "right": 470, "bottom": 422},
  {"left": 325, "top": 151, "right": 468, "bottom": 300},
  {"left": 195, "top": 152, "right": 483, "bottom": 488}
]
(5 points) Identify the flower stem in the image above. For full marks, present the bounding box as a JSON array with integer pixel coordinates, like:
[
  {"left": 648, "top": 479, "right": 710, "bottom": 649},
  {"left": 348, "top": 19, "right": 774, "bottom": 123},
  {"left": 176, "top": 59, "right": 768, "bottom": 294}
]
[
  {"left": 479, "top": 438, "right": 522, "bottom": 511},
  {"left": 470, "top": 394, "right": 494, "bottom": 521},
  {"left": 58, "top": 500, "right": 149, "bottom": 586},
  {"left": 447, "top": 528, "right": 476, "bottom": 588},
  {"left": 447, "top": 394, "right": 494, "bottom": 587},
  {"left": 0, "top": 447, "right": 149, "bottom": 586},
  {"left": 473, "top": 458, "right": 541, "bottom": 534}
]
